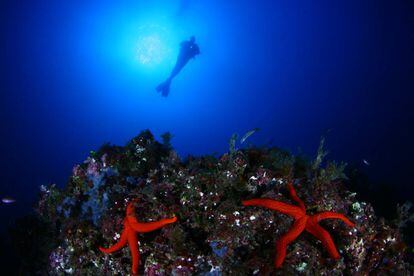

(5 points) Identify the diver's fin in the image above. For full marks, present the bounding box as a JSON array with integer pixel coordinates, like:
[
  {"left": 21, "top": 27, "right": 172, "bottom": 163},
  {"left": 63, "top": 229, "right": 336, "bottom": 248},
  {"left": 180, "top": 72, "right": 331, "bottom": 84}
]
[{"left": 156, "top": 79, "right": 171, "bottom": 97}]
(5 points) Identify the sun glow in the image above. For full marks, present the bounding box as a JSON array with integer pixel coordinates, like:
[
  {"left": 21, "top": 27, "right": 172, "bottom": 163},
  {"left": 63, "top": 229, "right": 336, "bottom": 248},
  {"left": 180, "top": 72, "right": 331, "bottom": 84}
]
[
  {"left": 136, "top": 34, "right": 163, "bottom": 65},
  {"left": 135, "top": 24, "right": 173, "bottom": 67}
]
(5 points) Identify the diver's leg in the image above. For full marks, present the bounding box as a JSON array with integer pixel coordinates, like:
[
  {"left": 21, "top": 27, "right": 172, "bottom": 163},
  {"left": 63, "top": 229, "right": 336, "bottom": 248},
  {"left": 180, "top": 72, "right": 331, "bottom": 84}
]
[{"left": 156, "top": 77, "right": 172, "bottom": 96}]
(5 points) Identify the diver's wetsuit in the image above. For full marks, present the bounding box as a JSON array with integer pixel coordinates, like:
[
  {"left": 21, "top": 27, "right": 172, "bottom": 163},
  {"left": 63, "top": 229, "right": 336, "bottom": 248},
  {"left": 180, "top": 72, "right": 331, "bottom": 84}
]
[{"left": 156, "top": 37, "right": 200, "bottom": 97}]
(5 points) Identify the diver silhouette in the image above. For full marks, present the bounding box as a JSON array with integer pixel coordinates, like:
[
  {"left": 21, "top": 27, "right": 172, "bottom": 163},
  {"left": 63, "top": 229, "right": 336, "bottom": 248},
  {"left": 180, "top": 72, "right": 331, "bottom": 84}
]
[{"left": 156, "top": 36, "right": 200, "bottom": 97}]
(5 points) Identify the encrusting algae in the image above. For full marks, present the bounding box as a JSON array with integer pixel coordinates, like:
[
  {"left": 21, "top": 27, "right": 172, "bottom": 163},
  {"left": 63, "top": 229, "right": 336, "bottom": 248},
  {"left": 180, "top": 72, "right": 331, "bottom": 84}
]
[{"left": 10, "top": 130, "right": 413, "bottom": 274}]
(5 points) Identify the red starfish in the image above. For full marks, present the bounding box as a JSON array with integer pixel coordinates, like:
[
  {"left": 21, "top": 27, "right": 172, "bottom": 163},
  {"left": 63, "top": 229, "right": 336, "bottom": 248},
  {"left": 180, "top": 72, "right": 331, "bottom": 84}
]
[
  {"left": 99, "top": 200, "right": 177, "bottom": 275},
  {"left": 242, "top": 182, "right": 355, "bottom": 268}
]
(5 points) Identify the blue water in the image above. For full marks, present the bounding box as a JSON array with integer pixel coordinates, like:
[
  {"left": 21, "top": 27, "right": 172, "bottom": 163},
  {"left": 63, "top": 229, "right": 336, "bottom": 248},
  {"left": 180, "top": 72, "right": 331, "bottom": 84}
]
[{"left": 1, "top": 0, "right": 413, "bottom": 240}]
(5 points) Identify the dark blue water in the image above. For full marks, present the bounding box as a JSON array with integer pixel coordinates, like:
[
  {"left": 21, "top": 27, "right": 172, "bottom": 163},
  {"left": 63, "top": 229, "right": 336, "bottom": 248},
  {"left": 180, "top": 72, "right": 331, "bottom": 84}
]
[{"left": 1, "top": 0, "right": 413, "bottom": 252}]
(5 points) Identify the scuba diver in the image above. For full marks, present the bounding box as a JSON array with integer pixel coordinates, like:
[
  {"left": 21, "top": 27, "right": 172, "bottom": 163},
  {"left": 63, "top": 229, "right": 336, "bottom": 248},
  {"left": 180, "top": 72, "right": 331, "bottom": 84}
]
[{"left": 156, "top": 36, "right": 200, "bottom": 97}]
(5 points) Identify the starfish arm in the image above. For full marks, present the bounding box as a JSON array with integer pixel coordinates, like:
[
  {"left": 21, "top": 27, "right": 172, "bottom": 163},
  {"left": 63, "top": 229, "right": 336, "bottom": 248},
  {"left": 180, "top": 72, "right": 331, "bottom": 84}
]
[
  {"left": 305, "top": 219, "right": 340, "bottom": 259},
  {"left": 127, "top": 216, "right": 177, "bottom": 233},
  {"left": 242, "top": 198, "right": 305, "bottom": 218},
  {"left": 287, "top": 183, "right": 306, "bottom": 211},
  {"left": 99, "top": 224, "right": 128, "bottom": 254},
  {"left": 274, "top": 216, "right": 307, "bottom": 268},
  {"left": 126, "top": 227, "right": 140, "bottom": 275},
  {"left": 314, "top": 211, "right": 355, "bottom": 227}
]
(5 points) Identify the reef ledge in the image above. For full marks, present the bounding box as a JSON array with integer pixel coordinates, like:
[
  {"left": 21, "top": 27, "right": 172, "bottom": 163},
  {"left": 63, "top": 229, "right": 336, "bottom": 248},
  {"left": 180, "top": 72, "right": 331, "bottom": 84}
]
[{"left": 11, "top": 130, "right": 413, "bottom": 274}]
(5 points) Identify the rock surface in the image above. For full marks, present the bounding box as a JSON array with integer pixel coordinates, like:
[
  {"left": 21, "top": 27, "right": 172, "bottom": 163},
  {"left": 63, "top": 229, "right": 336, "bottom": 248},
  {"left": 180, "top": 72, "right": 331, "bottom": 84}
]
[{"left": 11, "top": 130, "right": 413, "bottom": 274}]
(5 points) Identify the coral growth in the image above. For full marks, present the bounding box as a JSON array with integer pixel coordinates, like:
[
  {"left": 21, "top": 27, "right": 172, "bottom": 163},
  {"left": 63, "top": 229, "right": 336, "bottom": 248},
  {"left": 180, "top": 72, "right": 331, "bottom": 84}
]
[{"left": 11, "top": 130, "right": 413, "bottom": 274}]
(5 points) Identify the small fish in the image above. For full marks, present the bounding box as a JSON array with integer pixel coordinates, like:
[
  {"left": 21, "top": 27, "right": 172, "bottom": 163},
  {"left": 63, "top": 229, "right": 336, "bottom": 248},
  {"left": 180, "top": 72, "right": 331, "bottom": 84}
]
[
  {"left": 240, "top": 128, "right": 259, "bottom": 144},
  {"left": 362, "top": 159, "right": 370, "bottom": 166},
  {"left": 1, "top": 197, "right": 16, "bottom": 204}
]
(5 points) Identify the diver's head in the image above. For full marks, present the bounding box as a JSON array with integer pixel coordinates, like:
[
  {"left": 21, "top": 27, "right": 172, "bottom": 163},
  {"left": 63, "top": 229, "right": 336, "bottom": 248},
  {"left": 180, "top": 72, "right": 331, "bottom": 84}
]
[{"left": 190, "top": 36, "right": 195, "bottom": 43}]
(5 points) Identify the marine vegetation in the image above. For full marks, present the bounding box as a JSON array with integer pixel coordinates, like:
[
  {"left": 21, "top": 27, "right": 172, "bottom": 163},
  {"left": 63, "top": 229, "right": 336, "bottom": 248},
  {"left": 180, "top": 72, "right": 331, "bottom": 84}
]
[{"left": 10, "top": 130, "right": 413, "bottom": 274}]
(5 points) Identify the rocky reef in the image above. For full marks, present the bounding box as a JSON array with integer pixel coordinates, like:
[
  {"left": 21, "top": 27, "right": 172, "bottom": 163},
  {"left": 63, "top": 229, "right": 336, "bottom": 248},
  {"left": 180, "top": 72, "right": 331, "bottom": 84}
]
[{"left": 11, "top": 130, "right": 413, "bottom": 274}]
